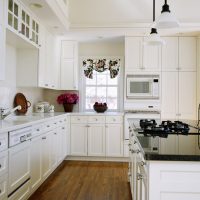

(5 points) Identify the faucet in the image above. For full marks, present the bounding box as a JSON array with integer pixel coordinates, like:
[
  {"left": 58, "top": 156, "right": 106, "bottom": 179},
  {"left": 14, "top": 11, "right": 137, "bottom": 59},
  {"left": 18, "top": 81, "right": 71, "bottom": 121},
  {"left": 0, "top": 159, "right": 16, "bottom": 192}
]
[{"left": 0, "top": 105, "right": 22, "bottom": 120}]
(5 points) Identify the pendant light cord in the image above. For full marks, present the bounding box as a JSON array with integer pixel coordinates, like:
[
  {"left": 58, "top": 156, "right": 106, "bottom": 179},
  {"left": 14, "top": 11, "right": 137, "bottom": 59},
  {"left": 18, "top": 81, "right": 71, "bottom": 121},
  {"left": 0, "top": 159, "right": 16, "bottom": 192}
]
[{"left": 153, "top": 0, "right": 155, "bottom": 22}]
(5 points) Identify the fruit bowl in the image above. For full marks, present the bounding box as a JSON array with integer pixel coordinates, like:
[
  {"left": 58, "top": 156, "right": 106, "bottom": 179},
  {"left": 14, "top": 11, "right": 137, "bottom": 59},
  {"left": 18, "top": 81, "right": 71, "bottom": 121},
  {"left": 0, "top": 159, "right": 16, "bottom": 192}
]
[{"left": 93, "top": 102, "right": 108, "bottom": 113}]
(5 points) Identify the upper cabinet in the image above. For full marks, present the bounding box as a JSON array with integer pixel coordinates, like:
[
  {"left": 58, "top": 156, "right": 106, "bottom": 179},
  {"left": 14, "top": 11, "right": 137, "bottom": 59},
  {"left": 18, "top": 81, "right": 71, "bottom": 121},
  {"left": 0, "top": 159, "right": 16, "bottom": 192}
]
[
  {"left": 60, "top": 41, "right": 78, "bottom": 90},
  {"left": 7, "top": 0, "right": 40, "bottom": 47},
  {"left": 161, "top": 37, "right": 179, "bottom": 71},
  {"left": 179, "top": 37, "right": 197, "bottom": 71},
  {"left": 125, "top": 37, "right": 161, "bottom": 73},
  {"left": 161, "top": 37, "right": 197, "bottom": 72}
]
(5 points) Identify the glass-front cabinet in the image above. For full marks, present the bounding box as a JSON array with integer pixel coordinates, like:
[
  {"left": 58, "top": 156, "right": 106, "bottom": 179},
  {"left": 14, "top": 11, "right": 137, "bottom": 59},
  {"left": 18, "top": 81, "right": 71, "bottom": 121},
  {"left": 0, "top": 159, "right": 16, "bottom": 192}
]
[
  {"left": 7, "top": 0, "right": 40, "bottom": 46},
  {"left": 8, "top": 0, "right": 20, "bottom": 32}
]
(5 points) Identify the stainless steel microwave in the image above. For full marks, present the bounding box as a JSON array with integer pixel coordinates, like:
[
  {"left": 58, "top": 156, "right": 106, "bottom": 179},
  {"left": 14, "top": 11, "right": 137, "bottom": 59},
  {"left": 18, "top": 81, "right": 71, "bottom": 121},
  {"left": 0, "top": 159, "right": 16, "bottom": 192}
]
[{"left": 126, "top": 75, "right": 159, "bottom": 99}]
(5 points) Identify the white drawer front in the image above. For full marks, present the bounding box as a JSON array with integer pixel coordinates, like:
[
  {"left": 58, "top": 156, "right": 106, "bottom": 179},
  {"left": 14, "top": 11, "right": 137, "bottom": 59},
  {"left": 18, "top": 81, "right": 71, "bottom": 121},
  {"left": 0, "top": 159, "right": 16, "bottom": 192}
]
[
  {"left": 0, "top": 134, "right": 8, "bottom": 152},
  {"left": 71, "top": 116, "right": 88, "bottom": 124},
  {"left": 106, "top": 116, "right": 123, "bottom": 124},
  {"left": 8, "top": 180, "right": 30, "bottom": 200},
  {"left": 0, "top": 174, "right": 7, "bottom": 200},
  {"left": 44, "top": 121, "right": 56, "bottom": 132},
  {"left": 0, "top": 150, "right": 8, "bottom": 177},
  {"left": 88, "top": 116, "right": 105, "bottom": 124}
]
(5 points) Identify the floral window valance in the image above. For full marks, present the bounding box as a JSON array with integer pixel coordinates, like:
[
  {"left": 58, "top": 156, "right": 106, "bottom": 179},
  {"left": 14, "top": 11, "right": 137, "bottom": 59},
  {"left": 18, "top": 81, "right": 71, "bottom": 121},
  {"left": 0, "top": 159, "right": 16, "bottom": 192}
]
[{"left": 83, "top": 59, "right": 120, "bottom": 79}]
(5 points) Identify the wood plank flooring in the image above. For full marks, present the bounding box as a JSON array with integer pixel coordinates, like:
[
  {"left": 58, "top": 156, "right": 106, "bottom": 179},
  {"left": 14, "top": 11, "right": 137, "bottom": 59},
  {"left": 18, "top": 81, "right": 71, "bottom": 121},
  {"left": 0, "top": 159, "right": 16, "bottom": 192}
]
[{"left": 29, "top": 161, "right": 132, "bottom": 200}]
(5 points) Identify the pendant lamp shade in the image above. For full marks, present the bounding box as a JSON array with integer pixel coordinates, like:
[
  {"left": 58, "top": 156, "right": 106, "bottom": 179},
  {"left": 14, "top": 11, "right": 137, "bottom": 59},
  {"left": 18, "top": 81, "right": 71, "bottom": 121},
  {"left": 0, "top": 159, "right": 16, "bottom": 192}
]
[
  {"left": 156, "top": 0, "right": 180, "bottom": 29},
  {"left": 144, "top": 28, "right": 165, "bottom": 46}
]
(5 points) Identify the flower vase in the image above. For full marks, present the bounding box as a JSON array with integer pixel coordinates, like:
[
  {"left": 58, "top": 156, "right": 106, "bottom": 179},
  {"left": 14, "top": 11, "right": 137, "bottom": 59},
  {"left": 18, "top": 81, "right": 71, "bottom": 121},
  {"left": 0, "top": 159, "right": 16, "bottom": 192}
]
[{"left": 63, "top": 103, "right": 74, "bottom": 112}]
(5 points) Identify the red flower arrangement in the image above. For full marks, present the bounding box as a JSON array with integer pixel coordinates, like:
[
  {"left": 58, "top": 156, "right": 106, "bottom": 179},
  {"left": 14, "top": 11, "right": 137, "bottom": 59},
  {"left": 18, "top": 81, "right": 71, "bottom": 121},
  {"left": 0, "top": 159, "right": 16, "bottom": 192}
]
[{"left": 57, "top": 93, "right": 79, "bottom": 104}]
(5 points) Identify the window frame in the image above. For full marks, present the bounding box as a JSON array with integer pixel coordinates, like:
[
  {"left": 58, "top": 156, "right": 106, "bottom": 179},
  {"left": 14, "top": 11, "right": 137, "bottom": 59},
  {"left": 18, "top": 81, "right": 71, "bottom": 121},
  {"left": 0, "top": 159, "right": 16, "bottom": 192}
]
[{"left": 80, "top": 56, "right": 123, "bottom": 112}]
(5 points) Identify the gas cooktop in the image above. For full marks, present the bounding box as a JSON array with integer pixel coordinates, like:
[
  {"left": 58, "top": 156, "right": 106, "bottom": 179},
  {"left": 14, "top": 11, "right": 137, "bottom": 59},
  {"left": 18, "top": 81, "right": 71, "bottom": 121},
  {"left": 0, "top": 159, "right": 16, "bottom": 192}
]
[{"left": 138, "top": 120, "right": 198, "bottom": 138}]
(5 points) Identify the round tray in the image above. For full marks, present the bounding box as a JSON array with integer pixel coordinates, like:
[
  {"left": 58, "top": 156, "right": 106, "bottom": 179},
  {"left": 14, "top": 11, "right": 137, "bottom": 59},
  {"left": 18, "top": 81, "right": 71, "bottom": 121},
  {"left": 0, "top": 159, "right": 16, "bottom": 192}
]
[{"left": 14, "top": 93, "right": 31, "bottom": 114}]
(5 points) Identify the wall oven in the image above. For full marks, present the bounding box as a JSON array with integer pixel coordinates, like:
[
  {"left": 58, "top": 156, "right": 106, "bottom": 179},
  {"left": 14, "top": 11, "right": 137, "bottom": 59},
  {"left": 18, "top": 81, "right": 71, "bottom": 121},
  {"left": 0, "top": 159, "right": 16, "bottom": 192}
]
[{"left": 126, "top": 75, "right": 159, "bottom": 99}]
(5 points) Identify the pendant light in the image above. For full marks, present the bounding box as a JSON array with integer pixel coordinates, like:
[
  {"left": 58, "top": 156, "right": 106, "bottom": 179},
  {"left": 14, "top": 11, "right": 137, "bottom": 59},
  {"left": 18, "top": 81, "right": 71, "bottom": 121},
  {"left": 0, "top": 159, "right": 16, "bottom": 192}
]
[
  {"left": 145, "top": 0, "right": 165, "bottom": 46},
  {"left": 156, "top": 0, "right": 180, "bottom": 29}
]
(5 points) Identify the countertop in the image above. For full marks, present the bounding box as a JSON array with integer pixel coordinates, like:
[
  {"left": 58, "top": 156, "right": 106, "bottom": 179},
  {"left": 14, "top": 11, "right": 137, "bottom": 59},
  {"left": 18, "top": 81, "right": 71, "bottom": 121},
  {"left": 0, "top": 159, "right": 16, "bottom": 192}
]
[
  {"left": 0, "top": 111, "right": 124, "bottom": 133},
  {"left": 129, "top": 119, "right": 200, "bottom": 161}
]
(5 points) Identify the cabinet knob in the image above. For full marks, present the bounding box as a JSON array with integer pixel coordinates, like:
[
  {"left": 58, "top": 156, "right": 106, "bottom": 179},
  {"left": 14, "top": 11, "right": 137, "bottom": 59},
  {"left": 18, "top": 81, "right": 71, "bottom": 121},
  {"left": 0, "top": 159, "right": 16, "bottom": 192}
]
[
  {"left": 54, "top": 133, "right": 57, "bottom": 135},
  {"left": 36, "top": 129, "right": 40, "bottom": 132},
  {"left": 47, "top": 125, "right": 50, "bottom": 128},
  {"left": 42, "top": 137, "right": 46, "bottom": 140},
  {"left": 62, "top": 127, "right": 65, "bottom": 130},
  {"left": 45, "top": 84, "right": 48, "bottom": 87}
]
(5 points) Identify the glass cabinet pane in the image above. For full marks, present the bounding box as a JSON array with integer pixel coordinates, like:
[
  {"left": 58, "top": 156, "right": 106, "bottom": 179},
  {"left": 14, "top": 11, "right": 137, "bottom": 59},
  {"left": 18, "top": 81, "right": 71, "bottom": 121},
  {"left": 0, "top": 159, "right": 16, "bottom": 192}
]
[
  {"left": 26, "top": 27, "right": 29, "bottom": 38},
  {"left": 36, "top": 35, "right": 38, "bottom": 44},
  {"left": 26, "top": 15, "right": 30, "bottom": 25},
  {"left": 9, "top": 0, "right": 13, "bottom": 12},
  {"left": 36, "top": 23, "right": 39, "bottom": 33},
  {"left": 14, "top": 3, "right": 18, "bottom": 16},
  {"left": 8, "top": 13, "right": 13, "bottom": 26},
  {"left": 21, "top": 23, "right": 25, "bottom": 34},
  {"left": 22, "top": 10, "right": 25, "bottom": 22},
  {"left": 32, "top": 20, "right": 35, "bottom": 30},
  {"left": 14, "top": 17, "right": 18, "bottom": 30}
]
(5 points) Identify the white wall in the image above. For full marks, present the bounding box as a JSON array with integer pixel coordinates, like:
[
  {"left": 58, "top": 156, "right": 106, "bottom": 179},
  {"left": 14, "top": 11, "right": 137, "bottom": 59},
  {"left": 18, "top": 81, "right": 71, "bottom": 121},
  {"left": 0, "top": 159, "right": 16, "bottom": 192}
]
[
  {"left": 79, "top": 40, "right": 125, "bottom": 111},
  {"left": 0, "top": 44, "right": 44, "bottom": 113}
]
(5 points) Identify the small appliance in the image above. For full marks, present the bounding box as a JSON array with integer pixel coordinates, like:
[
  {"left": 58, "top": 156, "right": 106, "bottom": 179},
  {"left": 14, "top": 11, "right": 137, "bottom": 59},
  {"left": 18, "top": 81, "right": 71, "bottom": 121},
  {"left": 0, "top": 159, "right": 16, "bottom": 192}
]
[{"left": 126, "top": 75, "right": 159, "bottom": 99}]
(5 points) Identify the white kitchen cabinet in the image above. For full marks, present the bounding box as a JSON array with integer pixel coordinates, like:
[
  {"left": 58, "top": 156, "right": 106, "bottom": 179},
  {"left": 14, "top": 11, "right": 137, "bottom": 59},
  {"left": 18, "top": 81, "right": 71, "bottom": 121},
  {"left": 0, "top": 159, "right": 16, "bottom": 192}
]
[
  {"left": 0, "top": 24, "right": 6, "bottom": 80},
  {"left": 60, "top": 41, "right": 78, "bottom": 90},
  {"left": 70, "top": 124, "right": 88, "bottom": 156},
  {"left": 125, "top": 37, "right": 143, "bottom": 72},
  {"left": 161, "top": 37, "right": 179, "bottom": 71},
  {"left": 125, "top": 37, "right": 161, "bottom": 72},
  {"left": 0, "top": 150, "right": 8, "bottom": 179},
  {"left": 88, "top": 124, "right": 105, "bottom": 156},
  {"left": 161, "top": 72, "right": 178, "bottom": 119},
  {"left": 105, "top": 124, "right": 123, "bottom": 157},
  {"left": 30, "top": 135, "right": 42, "bottom": 192},
  {"left": 143, "top": 42, "right": 161, "bottom": 72},
  {"left": 178, "top": 72, "right": 197, "bottom": 120},
  {"left": 51, "top": 131, "right": 59, "bottom": 170},
  {"left": 0, "top": 174, "right": 7, "bottom": 200},
  {"left": 61, "top": 126, "right": 68, "bottom": 159},
  {"left": 178, "top": 135, "right": 196, "bottom": 155},
  {"left": 41, "top": 132, "right": 52, "bottom": 180},
  {"left": 179, "top": 37, "right": 197, "bottom": 71},
  {"left": 0, "top": 0, "right": 5, "bottom": 25},
  {"left": 161, "top": 72, "right": 196, "bottom": 120}
]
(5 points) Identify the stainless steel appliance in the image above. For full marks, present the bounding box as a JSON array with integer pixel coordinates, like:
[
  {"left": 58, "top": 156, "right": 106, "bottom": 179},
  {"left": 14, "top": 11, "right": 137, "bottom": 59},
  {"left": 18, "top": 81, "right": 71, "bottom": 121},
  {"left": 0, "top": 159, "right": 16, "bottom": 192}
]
[
  {"left": 124, "top": 111, "right": 160, "bottom": 153},
  {"left": 126, "top": 75, "right": 159, "bottom": 99}
]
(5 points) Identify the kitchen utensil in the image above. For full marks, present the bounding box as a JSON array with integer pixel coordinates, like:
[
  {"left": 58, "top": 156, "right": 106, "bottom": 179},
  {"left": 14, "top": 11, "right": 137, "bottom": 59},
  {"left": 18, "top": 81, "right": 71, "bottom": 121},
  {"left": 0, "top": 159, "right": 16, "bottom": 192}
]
[{"left": 14, "top": 93, "right": 31, "bottom": 114}]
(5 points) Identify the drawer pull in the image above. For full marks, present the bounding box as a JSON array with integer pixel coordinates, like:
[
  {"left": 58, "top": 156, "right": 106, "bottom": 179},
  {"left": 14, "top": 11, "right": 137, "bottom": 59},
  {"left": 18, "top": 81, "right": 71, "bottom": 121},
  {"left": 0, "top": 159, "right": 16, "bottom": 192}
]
[
  {"left": 0, "top": 164, "right": 2, "bottom": 168},
  {"left": 0, "top": 189, "right": 1, "bottom": 193},
  {"left": 62, "top": 127, "right": 65, "bottom": 130},
  {"left": 36, "top": 129, "right": 40, "bottom": 132},
  {"left": 0, "top": 142, "right": 1, "bottom": 145},
  {"left": 47, "top": 125, "right": 50, "bottom": 128},
  {"left": 42, "top": 137, "right": 46, "bottom": 140},
  {"left": 54, "top": 133, "right": 57, "bottom": 135}
]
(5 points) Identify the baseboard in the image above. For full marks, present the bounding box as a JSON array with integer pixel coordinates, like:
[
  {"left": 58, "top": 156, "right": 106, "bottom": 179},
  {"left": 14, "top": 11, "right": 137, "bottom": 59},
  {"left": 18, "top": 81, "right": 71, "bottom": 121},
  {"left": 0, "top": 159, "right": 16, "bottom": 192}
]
[{"left": 65, "top": 156, "right": 129, "bottom": 162}]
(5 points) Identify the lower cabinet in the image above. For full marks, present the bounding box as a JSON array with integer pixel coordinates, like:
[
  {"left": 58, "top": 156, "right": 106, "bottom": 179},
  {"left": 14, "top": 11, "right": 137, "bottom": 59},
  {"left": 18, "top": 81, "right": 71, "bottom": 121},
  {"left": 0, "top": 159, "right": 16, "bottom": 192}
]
[
  {"left": 0, "top": 174, "right": 8, "bottom": 200},
  {"left": 30, "top": 136, "right": 42, "bottom": 192},
  {"left": 105, "top": 124, "right": 123, "bottom": 157},
  {"left": 71, "top": 124, "right": 88, "bottom": 156},
  {"left": 41, "top": 132, "right": 52, "bottom": 180},
  {"left": 88, "top": 124, "right": 105, "bottom": 156}
]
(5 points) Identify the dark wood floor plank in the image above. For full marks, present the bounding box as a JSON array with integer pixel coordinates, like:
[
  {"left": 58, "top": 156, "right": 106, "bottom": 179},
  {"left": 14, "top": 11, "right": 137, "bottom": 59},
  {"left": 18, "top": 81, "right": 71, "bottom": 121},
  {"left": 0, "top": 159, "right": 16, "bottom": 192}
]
[{"left": 29, "top": 161, "right": 132, "bottom": 200}]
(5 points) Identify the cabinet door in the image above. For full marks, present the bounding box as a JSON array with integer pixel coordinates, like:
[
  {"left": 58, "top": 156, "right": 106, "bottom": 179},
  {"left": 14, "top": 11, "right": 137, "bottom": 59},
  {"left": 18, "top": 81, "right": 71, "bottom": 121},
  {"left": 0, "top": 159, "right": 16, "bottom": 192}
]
[
  {"left": 0, "top": 24, "right": 5, "bottom": 80},
  {"left": 161, "top": 72, "right": 178, "bottom": 119},
  {"left": 60, "top": 59, "right": 75, "bottom": 90},
  {"left": 8, "top": 140, "right": 31, "bottom": 194},
  {"left": 105, "top": 124, "right": 123, "bottom": 157},
  {"left": 179, "top": 37, "right": 197, "bottom": 71},
  {"left": 61, "top": 41, "right": 75, "bottom": 59},
  {"left": 38, "top": 24, "right": 46, "bottom": 87},
  {"left": 178, "top": 135, "right": 196, "bottom": 155},
  {"left": 178, "top": 72, "right": 197, "bottom": 120},
  {"left": 61, "top": 126, "right": 67, "bottom": 159},
  {"left": 41, "top": 133, "right": 52, "bottom": 180},
  {"left": 30, "top": 136, "right": 42, "bottom": 192},
  {"left": 88, "top": 124, "right": 105, "bottom": 156},
  {"left": 0, "top": 174, "right": 7, "bottom": 200},
  {"left": 70, "top": 124, "right": 87, "bottom": 156},
  {"left": 7, "top": 0, "right": 20, "bottom": 32},
  {"left": 160, "top": 135, "right": 179, "bottom": 155},
  {"left": 161, "top": 37, "right": 178, "bottom": 71},
  {"left": 51, "top": 131, "right": 58, "bottom": 170},
  {"left": 125, "top": 37, "right": 143, "bottom": 72},
  {"left": 143, "top": 42, "right": 161, "bottom": 71}
]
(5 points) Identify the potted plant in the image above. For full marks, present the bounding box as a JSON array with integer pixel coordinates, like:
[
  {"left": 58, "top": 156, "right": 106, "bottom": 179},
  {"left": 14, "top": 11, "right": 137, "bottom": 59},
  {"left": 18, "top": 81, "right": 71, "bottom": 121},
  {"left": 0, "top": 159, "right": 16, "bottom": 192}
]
[{"left": 57, "top": 93, "right": 79, "bottom": 112}]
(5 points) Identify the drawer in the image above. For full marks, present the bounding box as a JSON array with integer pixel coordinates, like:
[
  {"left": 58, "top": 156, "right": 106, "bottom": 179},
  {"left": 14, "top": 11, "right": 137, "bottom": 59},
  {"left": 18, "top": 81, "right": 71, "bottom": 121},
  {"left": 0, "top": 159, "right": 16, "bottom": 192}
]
[
  {"left": 71, "top": 116, "right": 88, "bottom": 124},
  {"left": 106, "top": 116, "right": 123, "bottom": 124},
  {"left": 32, "top": 124, "right": 45, "bottom": 137},
  {"left": 0, "top": 174, "right": 7, "bottom": 200},
  {"left": 44, "top": 121, "right": 56, "bottom": 131},
  {"left": 8, "top": 180, "right": 30, "bottom": 200},
  {"left": 0, "top": 150, "right": 8, "bottom": 177},
  {"left": 88, "top": 116, "right": 105, "bottom": 123},
  {"left": 0, "top": 133, "right": 8, "bottom": 152}
]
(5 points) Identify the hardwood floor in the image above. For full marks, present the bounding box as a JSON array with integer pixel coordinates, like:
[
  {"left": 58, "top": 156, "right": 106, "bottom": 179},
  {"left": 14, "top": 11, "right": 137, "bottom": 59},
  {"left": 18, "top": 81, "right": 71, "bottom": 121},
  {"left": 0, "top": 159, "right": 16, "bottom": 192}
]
[{"left": 29, "top": 161, "right": 132, "bottom": 200}]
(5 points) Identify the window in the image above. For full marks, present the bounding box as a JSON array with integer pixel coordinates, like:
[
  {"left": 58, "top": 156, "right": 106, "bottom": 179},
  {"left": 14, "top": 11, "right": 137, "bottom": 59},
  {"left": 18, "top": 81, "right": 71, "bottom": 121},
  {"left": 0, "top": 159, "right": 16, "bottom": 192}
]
[{"left": 83, "top": 70, "right": 120, "bottom": 111}]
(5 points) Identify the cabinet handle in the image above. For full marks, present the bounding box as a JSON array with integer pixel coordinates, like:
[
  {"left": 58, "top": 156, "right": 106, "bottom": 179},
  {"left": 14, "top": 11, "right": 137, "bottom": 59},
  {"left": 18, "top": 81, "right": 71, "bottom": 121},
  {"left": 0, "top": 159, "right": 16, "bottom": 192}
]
[
  {"left": 52, "top": 85, "right": 55, "bottom": 88},
  {"left": 42, "top": 137, "right": 46, "bottom": 140},
  {"left": 0, "top": 142, "right": 1, "bottom": 146},
  {"left": 136, "top": 150, "right": 141, "bottom": 154},
  {"left": 62, "top": 127, "right": 65, "bottom": 130},
  {"left": 131, "top": 133, "right": 134, "bottom": 137},
  {"left": 134, "top": 141, "right": 137, "bottom": 144},
  {"left": 36, "top": 129, "right": 40, "bottom": 132},
  {"left": 45, "top": 84, "right": 48, "bottom": 87},
  {"left": 131, "top": 149, "right": 136, "bottom": 154},
  {"left": 0, "top": 164, "right": 1, "bottom": 168},
  {"left": 137, "top": 173, "right": 144, "bottom": 180},
  {"left": 0, "top": 189, "right": 1, "bottom": 193},
  {"left": 54, "top": 133, "right": 57, "bottom": 135},
  {"left": 47, "top": 125, "right": 50, "bottom": 128}
]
